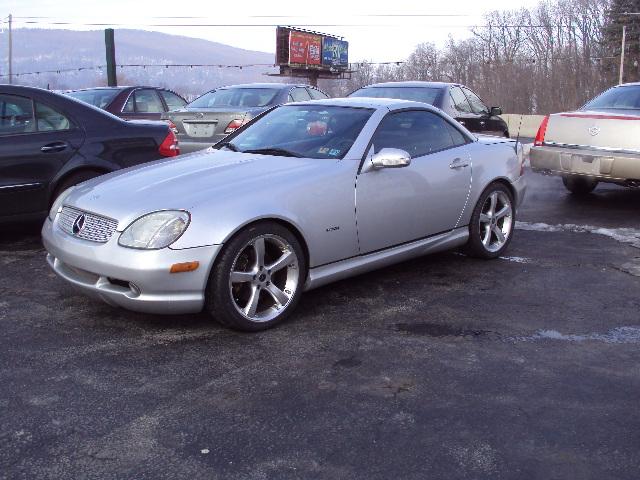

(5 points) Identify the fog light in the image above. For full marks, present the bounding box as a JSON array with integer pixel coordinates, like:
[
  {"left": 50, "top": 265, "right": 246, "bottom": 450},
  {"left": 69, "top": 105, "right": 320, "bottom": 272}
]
[{"left": 129, "top": 282, "right": 141, "bottom": 296}]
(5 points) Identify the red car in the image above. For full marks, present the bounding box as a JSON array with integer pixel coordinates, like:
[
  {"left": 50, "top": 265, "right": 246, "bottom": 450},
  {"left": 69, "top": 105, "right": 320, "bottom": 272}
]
[{"left": 66, "top": 86, "right": 187, "bottom": 121}]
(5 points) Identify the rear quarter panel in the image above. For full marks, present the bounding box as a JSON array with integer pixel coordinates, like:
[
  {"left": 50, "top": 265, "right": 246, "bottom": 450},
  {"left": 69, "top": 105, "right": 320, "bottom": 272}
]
[{"left": 457, "top": 139, "right": 523, "bottom": 227}]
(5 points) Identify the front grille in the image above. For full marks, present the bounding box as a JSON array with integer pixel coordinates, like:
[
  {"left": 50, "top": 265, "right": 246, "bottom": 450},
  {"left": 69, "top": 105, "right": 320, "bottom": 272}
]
[{"left": 58, "top": 206, "right": 119, "bottom": 243}]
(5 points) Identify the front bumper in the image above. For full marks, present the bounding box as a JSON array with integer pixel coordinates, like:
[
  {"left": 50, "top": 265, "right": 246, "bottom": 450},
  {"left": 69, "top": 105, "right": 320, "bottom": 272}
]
[
  {"left": 530, "top": 145, "right": 640, "bottom": 182},
  {"left": 42, "top": 217, "right": 221, "bottom": 314}
]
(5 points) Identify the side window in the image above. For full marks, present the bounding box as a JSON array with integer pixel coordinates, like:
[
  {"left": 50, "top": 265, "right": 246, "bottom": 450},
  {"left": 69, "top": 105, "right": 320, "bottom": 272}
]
[
  {"left": 35, "top": 102, "right": 71, "bottom": 132},
  {"left": 370, "top": 110, "right": 458, "bottom": 158},
  {"left": 307, "top": 88, "right": 328, "bottom": 100},
  {"left": 462, "top": 87, "right": 489, "bottom": 114},
  {"left": 290, "top": 87, "right": 312, "bottom": 102},
  {"left": 0, "top": 94, "right": 35, "bottom": 135},
  {"left": 450, "top": 87, "right": 472, "bottom": 114},
  {"left": 160, "top": 90, "right": 187, "bottom": 111},
  {"left": 134, "top": 89, "right": 164, "bottom": 113},
  {"left": 446, "top": 122, "right": 470, "bottom": 146},
  {"left": 123, "top": 94, "right": 135, "bottom": 113}
]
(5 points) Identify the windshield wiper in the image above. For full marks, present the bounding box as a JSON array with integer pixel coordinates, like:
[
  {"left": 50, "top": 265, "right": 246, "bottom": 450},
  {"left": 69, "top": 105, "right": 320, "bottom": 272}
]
[
  {"left": 242, "top": 147, "right": 303, "bottom": 158},
  {"left": 217, "top": 141, "right": 239, "bottom": 152}
]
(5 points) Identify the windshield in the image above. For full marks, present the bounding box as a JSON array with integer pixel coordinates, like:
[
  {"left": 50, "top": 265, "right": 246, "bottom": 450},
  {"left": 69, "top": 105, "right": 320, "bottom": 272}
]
[
  {"left": 189, "top": 88, "right": 280, "bottom": 109},
  {"left": 583, "top": 86, "right": 640, "bottom": 110},
  {"left": 349, "top": 86, "right": 442, "bottom": 105},
  {"left": 66, "top": 88, "right": 121, "bottom": 109},
  {"left": 218, "top": 105, "right": 374, "bottom": 159}
]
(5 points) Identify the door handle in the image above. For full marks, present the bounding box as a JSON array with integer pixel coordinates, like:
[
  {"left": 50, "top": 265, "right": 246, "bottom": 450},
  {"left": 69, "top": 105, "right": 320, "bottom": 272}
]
[
  {"left": 458, "top": 120, "right": 465, "bottom": 125},
  {"left": 41, "top": 142, "right": 68, "bottom": 153},
  {"left": 479, "top": 121, "right": 486, "bottom": 126},
  {"left": 449, "top": 158, "right": 469, "bottom": 169}
]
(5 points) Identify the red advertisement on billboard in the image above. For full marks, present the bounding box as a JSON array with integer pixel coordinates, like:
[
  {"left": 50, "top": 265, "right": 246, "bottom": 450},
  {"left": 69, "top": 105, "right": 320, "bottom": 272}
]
[{"left": 289, "top": 31, "right": 322, "bottom": 65}]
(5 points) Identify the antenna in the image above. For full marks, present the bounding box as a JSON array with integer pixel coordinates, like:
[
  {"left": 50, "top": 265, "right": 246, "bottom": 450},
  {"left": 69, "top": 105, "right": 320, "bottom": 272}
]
[{"left": 514, "top": 113, "right": 523, "bottom": 153}]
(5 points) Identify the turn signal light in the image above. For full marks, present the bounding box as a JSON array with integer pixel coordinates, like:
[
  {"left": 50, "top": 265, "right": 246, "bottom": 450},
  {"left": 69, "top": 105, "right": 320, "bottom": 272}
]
[{"left": 170, "top": 261, "right": 200, "bottom": 273}]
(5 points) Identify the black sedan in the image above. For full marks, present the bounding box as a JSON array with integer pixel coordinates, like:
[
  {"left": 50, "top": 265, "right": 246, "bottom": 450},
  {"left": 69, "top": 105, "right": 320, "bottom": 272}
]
[
  {"left": 349, "top": 81, "right": 509, "bottom": 137},
  {"left": 163, "top": 83, "right": 329, "bottom": 153},
  {"left": 0, "top": 85, "right": 179, "bottom": 223},
  {"left": 66, "top": 86, "right": 187, "bottom": 121}
]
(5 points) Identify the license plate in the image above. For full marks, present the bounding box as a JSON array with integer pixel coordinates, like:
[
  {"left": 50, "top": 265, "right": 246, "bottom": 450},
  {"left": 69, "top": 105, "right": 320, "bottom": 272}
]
[
  {"left": 572, "top": 154, "right": 599, "bottom": 175},
  {"left": 185, "top": 122, "right": 216, "bottom": 138}
]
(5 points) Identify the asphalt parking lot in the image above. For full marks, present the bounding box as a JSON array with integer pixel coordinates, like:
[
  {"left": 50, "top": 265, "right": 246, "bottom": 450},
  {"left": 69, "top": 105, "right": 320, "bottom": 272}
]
[{"left": 1, "top": 169, "right": 639, "bottom": 479}]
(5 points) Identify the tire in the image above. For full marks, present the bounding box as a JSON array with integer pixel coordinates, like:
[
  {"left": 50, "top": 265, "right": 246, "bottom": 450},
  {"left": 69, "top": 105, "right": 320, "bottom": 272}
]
[
  {"left": 465, "top": 182, "right": 515, "bottom": 259},
  {"left": 50, "top": 170, "right": 104, "bottom": 206},
  {"left": 562, "top": 176, "right": 598, "bottom": 195},
  {"left": 205, "top": 221, "right": 307, "bottom": 332}
]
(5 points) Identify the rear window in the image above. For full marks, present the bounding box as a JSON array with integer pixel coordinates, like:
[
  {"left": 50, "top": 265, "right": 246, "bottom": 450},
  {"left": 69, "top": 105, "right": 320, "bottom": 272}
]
[
  {"left": 188, "top": 88, "right": 280, "bottom": 108},
  {"left": 583, "top": 86, "right": 640, "bottom": 110},
  {"left": 349, "top": 86, "right": 442, "bottom": 105},
  {"left": 66, "top": 89, "right": 120, "bottom": 109}
]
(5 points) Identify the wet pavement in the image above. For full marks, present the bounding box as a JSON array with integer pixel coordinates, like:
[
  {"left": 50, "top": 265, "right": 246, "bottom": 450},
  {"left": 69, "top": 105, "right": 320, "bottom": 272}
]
[{"left": 1, "top": 171, "right": 639, "bottom": 479}]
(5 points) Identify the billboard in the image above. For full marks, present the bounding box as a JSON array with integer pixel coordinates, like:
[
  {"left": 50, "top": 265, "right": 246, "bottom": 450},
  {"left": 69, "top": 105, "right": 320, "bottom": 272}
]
[
  {"left": 289, "top": 31, "right": 322, "bottom": 65},
  {"left": 276, "top": 27, "right": 349, "bottom": 71},
  {"left": 322, "top": 38, "right": 349, "bottom": 68}
]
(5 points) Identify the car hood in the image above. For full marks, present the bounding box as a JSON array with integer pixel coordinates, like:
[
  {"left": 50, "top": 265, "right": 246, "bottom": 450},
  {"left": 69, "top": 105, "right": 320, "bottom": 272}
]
[{"left": 65, "top": 150, "right": 338, "bottom": 230}]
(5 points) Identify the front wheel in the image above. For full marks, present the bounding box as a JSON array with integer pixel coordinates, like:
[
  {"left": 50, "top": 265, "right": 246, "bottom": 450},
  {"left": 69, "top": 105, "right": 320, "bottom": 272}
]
[
  {"left": 465, "top": 183, "right": 515, "bottom": 259},
  {"left": 205, "top": 222, "right": 306, "bottom": 331}
]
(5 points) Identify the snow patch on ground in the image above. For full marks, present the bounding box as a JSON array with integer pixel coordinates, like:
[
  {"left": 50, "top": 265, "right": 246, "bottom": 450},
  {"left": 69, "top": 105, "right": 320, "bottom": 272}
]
[
  {"left": 519, "top": 326, "right": 640, "bottom": 344},
  {"left": 516, "top": 221, "right": 640, "bottom": 248},
  {"left": 499, "top": 256, "right": 532, "bottom": 264}
]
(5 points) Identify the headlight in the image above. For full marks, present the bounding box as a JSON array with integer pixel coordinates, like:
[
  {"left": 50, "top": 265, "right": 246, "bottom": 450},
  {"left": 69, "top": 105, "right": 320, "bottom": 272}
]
[
  {"left": 118, "top": 210, "right": 190, "bottom": 249},
  {"left": 49, "top": 187, "right": 75, "bottom": 220}
]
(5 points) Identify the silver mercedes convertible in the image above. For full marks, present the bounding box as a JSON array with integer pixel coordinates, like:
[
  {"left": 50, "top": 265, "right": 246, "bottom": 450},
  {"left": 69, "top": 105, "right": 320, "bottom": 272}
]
[{"left": 42, "top": 98, "right": 526, "bottom": 331}]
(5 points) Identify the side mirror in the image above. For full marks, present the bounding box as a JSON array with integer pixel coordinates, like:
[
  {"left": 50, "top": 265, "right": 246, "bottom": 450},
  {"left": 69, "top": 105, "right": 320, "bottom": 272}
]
[
  {"left": 490, "top": 106, "right": 502, "bottom": 116},
  {"left": 371, "top": 148, "right": 411, "bottom": 169}
]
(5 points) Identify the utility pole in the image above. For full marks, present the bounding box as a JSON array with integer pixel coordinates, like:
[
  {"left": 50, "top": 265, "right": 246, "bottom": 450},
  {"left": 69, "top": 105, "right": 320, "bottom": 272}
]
[
  {"left": 8, "top": 14, "right": 12, "bottom": 84},
  {"left": 104, "top": 28, "right": 117, "bottom": 87},
  {"left": 619, "top": 24, "right": 626, "bottom": 85}
]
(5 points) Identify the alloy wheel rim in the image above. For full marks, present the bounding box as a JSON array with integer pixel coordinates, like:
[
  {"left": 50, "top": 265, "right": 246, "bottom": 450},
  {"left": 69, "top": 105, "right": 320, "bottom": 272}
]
[
  {"left": 228, "top": 234, "right": 299, "bottom": 322},
  {"left": 478, "top": 191, "right": 512, "bottom": 253}
]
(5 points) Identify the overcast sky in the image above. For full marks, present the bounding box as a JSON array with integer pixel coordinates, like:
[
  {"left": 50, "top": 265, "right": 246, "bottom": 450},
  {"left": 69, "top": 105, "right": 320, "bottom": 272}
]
[{"left": 3, "top": 0, "right": 542, "bottom": 62}]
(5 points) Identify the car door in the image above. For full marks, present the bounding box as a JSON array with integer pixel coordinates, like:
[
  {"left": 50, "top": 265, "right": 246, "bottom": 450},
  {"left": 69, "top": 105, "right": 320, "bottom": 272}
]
[
  {"left": 356, "top": 109, "right": 472, "bottom": 254},
  {"left": 121, "top": 89, "right": 165, "bottom": 120},
  {"left": 462, "top": 87, "right": 502, "bottom": 136},
  {"left": 449, "top": 86, "right": 481, "bottom": 133},
  {"left": 0, "top": 95, "right": 84, "bottom": 217}
]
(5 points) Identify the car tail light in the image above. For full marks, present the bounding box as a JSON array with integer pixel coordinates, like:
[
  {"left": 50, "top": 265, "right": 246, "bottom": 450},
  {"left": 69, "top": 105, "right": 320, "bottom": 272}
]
[
  {"left": 224, "top": 118, "right": 246, "bottom": 134},
  {"left": 159, "top": 130, "right": 179, "bottom": 157},
  {"left": 165, "top": 120, "right": 178, "bottom": 135},
  {"left": 534, "top": 115, "right": 550, "bottom": 146}
]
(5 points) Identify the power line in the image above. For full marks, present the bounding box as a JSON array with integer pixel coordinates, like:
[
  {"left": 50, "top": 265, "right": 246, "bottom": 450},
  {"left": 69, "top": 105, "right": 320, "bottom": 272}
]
[
  {"left": 0, "top": 61, "right": 406, "bottom": 78},
  {"left": 4, "top": 19, "right": 588, "bottom": 29}
]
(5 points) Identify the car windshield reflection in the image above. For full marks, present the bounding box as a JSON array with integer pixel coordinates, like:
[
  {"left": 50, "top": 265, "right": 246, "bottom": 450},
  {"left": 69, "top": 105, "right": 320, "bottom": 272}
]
[{"left": 218, "top": 105, "right": 374, "bottom": 159}]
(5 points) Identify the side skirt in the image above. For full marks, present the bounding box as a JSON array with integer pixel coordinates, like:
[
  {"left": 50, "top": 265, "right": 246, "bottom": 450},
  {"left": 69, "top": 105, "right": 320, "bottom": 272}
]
[{"left": 304, "top": 226, "right": 469, "bottom": 291}]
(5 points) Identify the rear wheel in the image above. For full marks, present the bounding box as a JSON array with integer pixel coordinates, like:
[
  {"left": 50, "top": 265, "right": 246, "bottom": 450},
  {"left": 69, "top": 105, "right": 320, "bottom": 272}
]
[
  {"left": 205, "top": 222, "right": 306, "bottom": 331},
  {"left": 562, "top": 176, "right": 598, "bottom": 195},
  {"left": 465, "top": 183, "right": 515, "bottom": 259}
]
